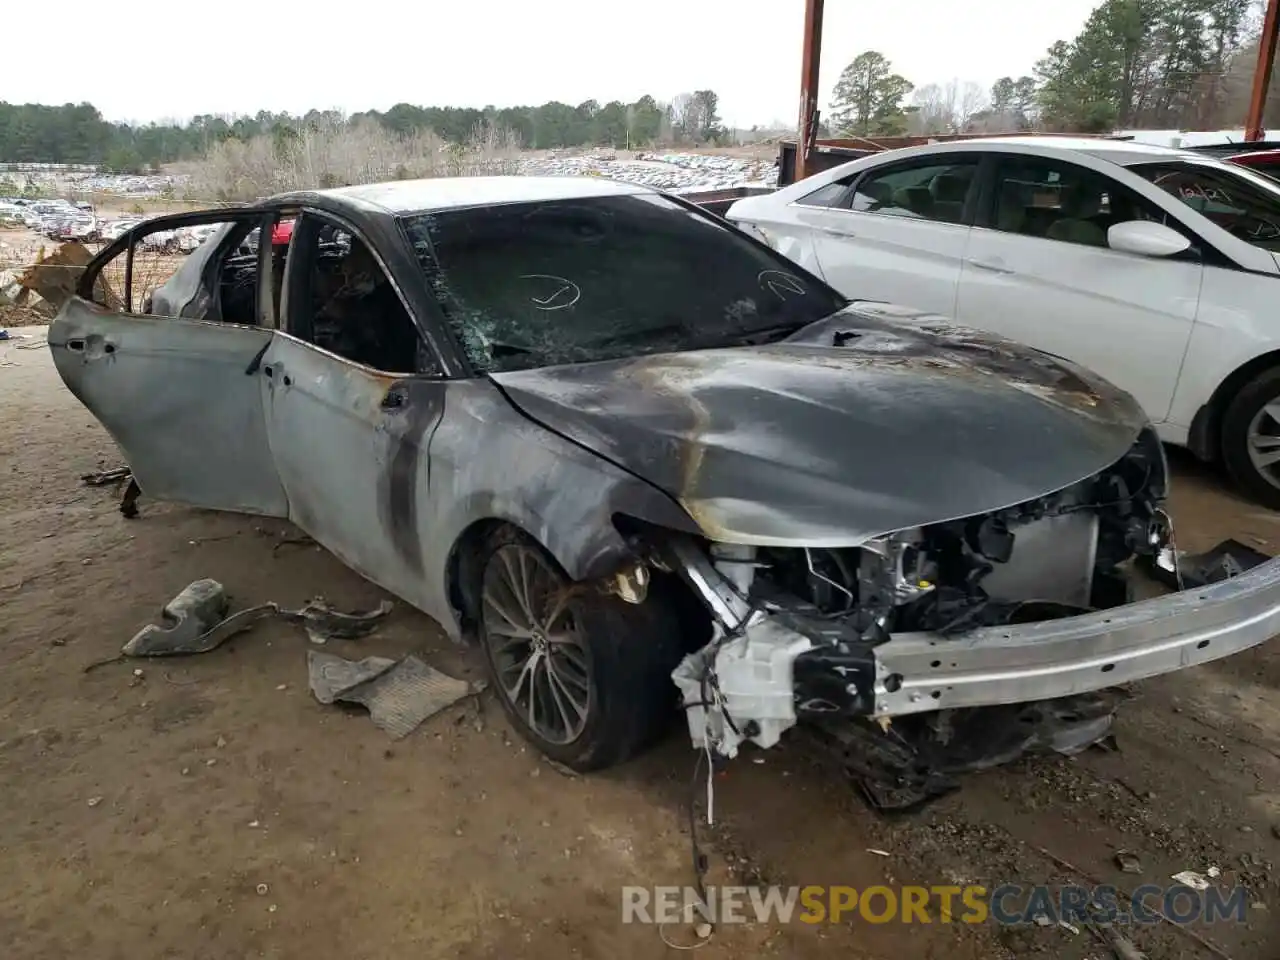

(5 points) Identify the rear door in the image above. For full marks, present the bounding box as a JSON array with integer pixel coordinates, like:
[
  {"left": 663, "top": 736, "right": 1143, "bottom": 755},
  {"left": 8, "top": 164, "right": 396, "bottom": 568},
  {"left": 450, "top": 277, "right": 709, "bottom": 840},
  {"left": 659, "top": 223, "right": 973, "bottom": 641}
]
[
  {"left": 802, "top": 154, "right": 982, "bottom": 316},
  {"left": 48, "top": 209, "right": 290, "bottom": 515},
  {"left": 955, "top": 153, "right": 1200, "bottom": 423}
]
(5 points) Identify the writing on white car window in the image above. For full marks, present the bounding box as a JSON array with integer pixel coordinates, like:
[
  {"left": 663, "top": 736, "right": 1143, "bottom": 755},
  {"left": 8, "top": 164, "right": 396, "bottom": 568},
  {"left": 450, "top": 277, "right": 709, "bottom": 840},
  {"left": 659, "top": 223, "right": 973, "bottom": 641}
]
[{"left": 1133, "top": 161, "right": 1280, "bottom": 252}]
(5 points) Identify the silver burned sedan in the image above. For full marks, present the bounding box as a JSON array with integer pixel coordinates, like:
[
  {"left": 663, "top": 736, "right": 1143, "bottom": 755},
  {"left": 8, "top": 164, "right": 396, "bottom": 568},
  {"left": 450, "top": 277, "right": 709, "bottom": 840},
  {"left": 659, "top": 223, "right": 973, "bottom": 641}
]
[{"left": 49, "top": 176, "right": 1280, "bottom": 806}]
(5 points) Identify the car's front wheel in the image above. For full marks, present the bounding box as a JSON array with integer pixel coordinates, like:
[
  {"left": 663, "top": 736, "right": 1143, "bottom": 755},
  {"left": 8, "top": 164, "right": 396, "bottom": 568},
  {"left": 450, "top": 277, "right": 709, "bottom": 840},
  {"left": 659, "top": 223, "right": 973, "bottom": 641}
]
[
  {"left": 476, "top": 527, "right": 683, "bottom": 771},
  {"left": 1221, "top": 366, "right": 1280, "bottom": 510}
]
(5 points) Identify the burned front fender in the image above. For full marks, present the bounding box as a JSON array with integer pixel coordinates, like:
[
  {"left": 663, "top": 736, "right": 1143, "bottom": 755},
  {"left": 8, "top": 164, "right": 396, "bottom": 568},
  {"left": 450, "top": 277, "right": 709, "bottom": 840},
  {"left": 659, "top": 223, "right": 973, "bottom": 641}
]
[{"left": 409, "top": 379, "right": 701, "bottom": 639}]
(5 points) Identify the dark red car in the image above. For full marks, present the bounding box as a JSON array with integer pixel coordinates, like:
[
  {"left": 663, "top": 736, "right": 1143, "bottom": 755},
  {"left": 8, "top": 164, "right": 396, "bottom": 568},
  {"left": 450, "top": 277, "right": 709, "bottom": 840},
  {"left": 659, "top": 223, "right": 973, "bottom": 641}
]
[
  {"left": 270, "top": 219, "right": 294, "bottom": 246},
  {"left": 1226, "top": 148, "right": 1280, "bottom": 180}
]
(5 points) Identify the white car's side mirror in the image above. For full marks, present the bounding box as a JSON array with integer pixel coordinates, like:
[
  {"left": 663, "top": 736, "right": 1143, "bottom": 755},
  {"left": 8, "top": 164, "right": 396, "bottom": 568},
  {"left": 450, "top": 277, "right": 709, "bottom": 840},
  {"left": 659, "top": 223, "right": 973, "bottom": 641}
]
[{"left": 1107, "top": 220, "right": 1191, "bottom": 258}]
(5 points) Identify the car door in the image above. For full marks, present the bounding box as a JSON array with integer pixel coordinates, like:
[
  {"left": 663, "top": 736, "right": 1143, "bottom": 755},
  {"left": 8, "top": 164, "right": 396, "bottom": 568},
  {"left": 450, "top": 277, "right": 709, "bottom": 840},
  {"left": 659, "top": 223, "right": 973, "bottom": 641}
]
[
  {"left": 800, "top": 155, "right": 982, "bottom": 317},
  {"left": 954, "top": 153, "right": 1201, "bottom": 424},
  {"left": 49, "top": 208, "right": 290, "bottom": 515},
  {"left": 260, "top": 211, "right": 449, "bottom": 604}
]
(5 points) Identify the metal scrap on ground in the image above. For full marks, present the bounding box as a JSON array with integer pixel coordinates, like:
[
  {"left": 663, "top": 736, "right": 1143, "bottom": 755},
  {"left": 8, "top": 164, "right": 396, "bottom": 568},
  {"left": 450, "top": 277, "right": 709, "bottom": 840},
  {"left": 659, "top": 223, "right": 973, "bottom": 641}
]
[
  {"left": 121, "top": 578, "right": 393, "bottom": 657},
  {"left": 116, "top": 578, "right": 479, "bottom": 739},
  {"left": 307, "top": 651, "right": 486, "bottom": 739}
]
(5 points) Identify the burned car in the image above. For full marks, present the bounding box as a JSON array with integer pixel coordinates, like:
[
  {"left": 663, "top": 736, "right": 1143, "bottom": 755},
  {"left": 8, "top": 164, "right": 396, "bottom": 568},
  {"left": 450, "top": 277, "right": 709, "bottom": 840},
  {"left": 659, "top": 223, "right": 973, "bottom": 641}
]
[{"left": 49, "top": 177, "right": 1280, "bottom": 802}]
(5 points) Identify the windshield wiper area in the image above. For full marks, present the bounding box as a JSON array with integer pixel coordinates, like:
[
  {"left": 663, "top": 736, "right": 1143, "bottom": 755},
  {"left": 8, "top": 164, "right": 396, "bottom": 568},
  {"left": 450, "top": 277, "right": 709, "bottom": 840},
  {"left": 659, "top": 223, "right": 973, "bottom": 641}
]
[{"left": 722, "top": 321, "right": 814, "bottom": 346}]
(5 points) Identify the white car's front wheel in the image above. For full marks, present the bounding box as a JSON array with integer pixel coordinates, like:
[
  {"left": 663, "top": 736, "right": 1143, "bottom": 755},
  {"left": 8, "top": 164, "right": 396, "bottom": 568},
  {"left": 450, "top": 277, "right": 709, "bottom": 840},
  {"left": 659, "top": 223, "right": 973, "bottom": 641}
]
[{"left": 1222, "top": 366, "right": 1280, "bottom": 510}]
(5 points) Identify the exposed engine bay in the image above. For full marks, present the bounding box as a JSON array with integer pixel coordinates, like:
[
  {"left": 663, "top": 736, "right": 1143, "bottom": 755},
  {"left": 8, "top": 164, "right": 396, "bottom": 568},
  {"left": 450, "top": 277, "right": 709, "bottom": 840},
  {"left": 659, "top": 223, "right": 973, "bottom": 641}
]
[
  {"left": 661, "top": 427, "right": 1172, "bottom": 808},
  {"left": 745, "top": 424, "right": 1169, "bottom": 638}
]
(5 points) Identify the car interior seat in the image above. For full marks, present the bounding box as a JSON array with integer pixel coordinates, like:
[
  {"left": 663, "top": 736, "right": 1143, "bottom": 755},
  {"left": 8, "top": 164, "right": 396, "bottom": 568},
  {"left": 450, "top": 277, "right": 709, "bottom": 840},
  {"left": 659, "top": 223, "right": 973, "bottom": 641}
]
[
  {"left": 893, "top": 186, "right": 935, "bottom": 218},
  {"left": 995, "top": 180, "right": 1028, "bottom": 233},
  {"left": 928, "top": 173, "right": 970, "bottom": 223},
  {"left": 858, "top": 179, "right": 894, "bottom": 210},
  {"left": 1046, "top": 185, "right": 1107, "bottom": 246}
]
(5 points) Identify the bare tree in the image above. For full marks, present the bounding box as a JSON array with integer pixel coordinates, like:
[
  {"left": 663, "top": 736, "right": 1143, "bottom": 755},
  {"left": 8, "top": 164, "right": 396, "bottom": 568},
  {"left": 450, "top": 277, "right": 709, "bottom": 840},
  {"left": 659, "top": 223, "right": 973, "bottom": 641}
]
[
  {"left": 188, "top": 116, "right": 522, "bottom": 202},
  {"left": 956, "top": 81, "right": 989, "bottom": 132},
  {"left": 909, "top": 84, "right": 955, "bottom": 134}
]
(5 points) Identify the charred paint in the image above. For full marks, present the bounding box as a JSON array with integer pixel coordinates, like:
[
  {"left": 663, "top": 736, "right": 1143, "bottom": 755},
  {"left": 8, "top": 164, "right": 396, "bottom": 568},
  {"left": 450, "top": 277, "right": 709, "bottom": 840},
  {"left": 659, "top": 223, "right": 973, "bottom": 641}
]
[
  {"left": 492, "top": 304, "right": 1151, "bottom": 548},
  {"left": 379, "top": 379, "right": 446, "bottom": 575}
]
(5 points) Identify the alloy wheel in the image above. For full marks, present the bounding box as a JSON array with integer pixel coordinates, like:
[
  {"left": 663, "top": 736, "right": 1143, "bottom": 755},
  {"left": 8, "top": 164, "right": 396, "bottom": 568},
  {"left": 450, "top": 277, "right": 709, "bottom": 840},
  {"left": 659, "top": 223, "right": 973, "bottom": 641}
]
[
  {"left": 481, "top": 544, "right": 592, "bottom": 745},
  {"left": 1246, "top": 399, "right": 1280, "bottom": 491}
]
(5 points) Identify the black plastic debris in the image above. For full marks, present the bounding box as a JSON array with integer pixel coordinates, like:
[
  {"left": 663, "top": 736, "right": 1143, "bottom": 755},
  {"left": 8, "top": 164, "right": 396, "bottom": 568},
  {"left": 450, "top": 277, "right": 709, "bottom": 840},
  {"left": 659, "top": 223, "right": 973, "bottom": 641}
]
[
  {"left": 1142, "top": 538, "right": 1271, "bottom": 591},
  {"left": 79, "top": 465, "right": 140, "bottom": 517}
]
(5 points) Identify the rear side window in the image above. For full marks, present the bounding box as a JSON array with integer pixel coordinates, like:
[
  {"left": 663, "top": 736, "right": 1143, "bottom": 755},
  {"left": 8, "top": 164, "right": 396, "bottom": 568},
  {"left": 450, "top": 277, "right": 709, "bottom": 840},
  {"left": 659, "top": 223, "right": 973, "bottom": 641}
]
[
  {"left": 399, "top": 194, "right": 848, "bottom": 373},
  {"left": 795, "top": 176, "right": 856, "bottom": 209},
  {"left": 849, "top": 158, "right": 980, "bottom": 224}
]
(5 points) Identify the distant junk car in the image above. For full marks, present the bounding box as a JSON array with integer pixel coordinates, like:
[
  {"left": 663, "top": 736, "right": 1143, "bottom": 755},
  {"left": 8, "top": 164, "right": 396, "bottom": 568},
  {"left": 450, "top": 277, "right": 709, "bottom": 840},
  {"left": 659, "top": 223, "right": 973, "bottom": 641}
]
[{"left": 49, "top": 175, "right": 1280, "bottom": 804}]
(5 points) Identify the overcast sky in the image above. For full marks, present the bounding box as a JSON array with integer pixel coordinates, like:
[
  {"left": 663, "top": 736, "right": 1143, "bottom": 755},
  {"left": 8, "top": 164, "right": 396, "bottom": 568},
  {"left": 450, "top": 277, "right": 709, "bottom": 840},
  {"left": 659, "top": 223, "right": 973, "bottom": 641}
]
[{"left": 10, "top": 0, "right": 1102, "bottom": 127}]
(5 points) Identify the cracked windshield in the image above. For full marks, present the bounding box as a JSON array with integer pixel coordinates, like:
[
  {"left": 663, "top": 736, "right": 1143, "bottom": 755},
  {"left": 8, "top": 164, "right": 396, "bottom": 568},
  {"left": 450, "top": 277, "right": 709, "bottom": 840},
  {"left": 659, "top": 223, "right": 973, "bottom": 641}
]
[{"left": 401, "top": 193, "right": 847, "bottom": 372}]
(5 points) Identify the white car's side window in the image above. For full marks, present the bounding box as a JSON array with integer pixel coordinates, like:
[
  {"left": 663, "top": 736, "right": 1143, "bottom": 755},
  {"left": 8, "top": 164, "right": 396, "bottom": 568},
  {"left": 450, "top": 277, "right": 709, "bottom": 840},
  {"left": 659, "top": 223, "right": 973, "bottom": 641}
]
[
  {"left": 848, "top": 159, "right": 980, "bottom": 225},
  {"left": 1130, "top": 161, "right": 1280, "bottom": 253},
  {"left": 794, "top": 178, "right": 857, "bottom": 209},
  {"left": 988, "top": 156, "right": 1166, "bottom": 249}
]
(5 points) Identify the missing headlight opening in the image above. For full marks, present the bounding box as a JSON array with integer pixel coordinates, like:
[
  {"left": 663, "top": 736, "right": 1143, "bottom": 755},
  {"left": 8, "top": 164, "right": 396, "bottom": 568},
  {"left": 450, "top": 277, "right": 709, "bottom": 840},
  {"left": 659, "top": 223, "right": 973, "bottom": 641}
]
[{"left": 660, "top": 426, "right": 1175, "bottom": 808}]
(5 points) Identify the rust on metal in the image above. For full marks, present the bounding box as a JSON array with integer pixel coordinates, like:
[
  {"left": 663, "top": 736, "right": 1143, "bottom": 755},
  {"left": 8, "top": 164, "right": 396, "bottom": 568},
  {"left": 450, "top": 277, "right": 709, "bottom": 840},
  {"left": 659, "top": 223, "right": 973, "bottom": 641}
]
[
  {"left": 1247, "top": 0, "right": 1280, "bottom": 141},
  {"left": 796, "top": 0, "right": 825, "bottom": 181}
]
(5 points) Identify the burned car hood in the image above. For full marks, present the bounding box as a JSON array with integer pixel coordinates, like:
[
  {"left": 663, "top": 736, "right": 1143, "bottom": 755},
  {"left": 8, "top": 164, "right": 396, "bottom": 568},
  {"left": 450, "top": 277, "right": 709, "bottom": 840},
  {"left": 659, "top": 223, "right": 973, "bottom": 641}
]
[{"left": 491, "top": 304, "right": 1149, "bottom": 547}]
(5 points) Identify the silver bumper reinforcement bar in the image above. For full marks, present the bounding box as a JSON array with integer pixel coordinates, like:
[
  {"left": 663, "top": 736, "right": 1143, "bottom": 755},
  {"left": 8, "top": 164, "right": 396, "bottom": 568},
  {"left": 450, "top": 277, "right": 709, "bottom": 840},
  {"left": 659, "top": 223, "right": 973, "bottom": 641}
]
[{"left": 872, "top": 555, "right": 1280, "bottom": 716}]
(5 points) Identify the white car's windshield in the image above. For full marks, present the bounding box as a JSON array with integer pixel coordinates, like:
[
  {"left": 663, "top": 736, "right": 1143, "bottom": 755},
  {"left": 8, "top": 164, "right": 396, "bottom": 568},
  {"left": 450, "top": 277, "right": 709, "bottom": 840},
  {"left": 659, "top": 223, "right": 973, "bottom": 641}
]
[
  {"left": 400, "top": 194, "right": 849, "bottom": 373},
  {"left": 1130, "top": 159, "right": 1280, "bottom": 252}
]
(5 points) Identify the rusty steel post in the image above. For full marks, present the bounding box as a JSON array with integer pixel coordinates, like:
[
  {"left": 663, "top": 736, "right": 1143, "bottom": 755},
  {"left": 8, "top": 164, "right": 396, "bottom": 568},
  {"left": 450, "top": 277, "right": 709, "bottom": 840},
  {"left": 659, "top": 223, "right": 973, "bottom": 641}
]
[
  {"left": 796, "top": 0, "right": 825, "bottom": 180},
  {"left": 1246, "top": 0, "right": 1280, "bottom": 141}
]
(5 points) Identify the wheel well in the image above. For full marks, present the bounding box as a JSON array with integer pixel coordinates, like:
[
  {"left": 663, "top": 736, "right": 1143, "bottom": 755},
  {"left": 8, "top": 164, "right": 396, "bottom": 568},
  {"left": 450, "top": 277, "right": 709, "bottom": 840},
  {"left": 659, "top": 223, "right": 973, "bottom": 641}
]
[
  {"left": 446, "top": 515, "right": 713, "bottom": 655},
  {"left": 1190, "top": 350, "right": 1280, "bottom": 462},
  {"left": 446, "top": 519, "right": 511, "bottom": 635}
]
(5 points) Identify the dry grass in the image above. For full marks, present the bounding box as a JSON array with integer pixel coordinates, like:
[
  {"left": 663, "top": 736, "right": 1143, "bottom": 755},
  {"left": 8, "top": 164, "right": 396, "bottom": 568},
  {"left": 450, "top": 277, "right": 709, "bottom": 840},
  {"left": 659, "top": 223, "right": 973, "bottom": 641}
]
[
  {"left": 72, "top": 193, "right": 209, "bottom": 215},
  {"left": 186, "top": 117, "right": 524, "bottom": 202},
  {"left": 94, "top": 250, "right": 184, "bottom": 312}
]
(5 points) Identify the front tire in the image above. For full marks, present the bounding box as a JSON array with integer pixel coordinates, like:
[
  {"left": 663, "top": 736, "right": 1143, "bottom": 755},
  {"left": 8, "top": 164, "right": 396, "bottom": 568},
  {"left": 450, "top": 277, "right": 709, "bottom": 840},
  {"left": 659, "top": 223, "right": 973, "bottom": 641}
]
[
  {"left": 1221, "top": 366, "right": 1280, "bottom": 510},
  {"left": 476, "top": 527, "right": 683, "bottom": 771}
]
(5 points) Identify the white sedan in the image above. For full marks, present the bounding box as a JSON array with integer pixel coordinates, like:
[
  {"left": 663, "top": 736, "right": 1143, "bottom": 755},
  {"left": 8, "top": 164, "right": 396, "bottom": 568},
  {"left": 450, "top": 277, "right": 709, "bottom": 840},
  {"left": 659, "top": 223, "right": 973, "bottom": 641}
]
[{"left": 726, "top": 136, "right": 1280, "bottom": 508}]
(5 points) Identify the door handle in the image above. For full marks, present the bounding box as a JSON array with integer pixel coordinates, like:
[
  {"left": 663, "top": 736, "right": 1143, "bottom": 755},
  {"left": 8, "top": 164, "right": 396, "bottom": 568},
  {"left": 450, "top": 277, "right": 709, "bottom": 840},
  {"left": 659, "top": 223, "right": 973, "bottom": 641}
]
[
  {"left": 966, "top": 258, "right": 1013, "bottom": 275},
  {"left": 818, "top": 227, "right": 851, "bottom": 238}
]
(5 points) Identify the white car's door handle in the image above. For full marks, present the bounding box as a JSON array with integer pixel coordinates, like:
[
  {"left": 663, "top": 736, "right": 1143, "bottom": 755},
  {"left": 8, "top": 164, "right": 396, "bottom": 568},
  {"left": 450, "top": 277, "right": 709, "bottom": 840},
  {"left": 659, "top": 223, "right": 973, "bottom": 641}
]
[
  {"left": 966, "top": 258, "right": 1013, "bottom": 275},
  {"left": 819, "top": 227, "right": 852, "bottom": 238}
]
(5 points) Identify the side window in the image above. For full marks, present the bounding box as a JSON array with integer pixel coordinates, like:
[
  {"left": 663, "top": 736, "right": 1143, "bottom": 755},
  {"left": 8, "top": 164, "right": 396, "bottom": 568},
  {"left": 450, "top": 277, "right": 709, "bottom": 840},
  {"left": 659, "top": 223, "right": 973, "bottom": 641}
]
[
  {"left": 849, "top": 158, "right": 980, "bottom": 224},
  {"left": 285, "top": 214, "right": 432, "bottom": 375},
  {"left": 989, "top": 157, "right": 1163, "bottom": 248},
  {"left": 85, "top": 215, "right": 264, "bottom": 323},
  {"left": 1130, "top": 161, "right": 1280, "bottom": 252},
  {"left": 794, "top": 176, "right": 857, "bottom": 209}
]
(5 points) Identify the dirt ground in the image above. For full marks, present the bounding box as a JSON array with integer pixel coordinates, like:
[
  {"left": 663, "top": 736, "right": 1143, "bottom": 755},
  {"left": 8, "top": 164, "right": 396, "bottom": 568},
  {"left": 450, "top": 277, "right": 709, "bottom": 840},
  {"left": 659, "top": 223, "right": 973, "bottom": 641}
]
[{"left": 3, "top": 330, "right": 1280, "bottom": 960}]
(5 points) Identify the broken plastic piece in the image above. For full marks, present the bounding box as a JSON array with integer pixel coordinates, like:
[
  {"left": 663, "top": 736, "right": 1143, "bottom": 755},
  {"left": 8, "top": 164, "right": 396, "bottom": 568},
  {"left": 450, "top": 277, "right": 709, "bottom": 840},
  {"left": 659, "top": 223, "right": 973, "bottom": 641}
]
[
  {"left": 123, "top": 579, "right": 231, "bottom": 656},
  {"left": 1171, "top": 869, "right": 1211, "bottom": 891},
  {"left": 123, "top": 581, "right": 393, "bottom": 658},
  {"left": 1144, "top": 538, "right": 1271, "bottom": 591}
]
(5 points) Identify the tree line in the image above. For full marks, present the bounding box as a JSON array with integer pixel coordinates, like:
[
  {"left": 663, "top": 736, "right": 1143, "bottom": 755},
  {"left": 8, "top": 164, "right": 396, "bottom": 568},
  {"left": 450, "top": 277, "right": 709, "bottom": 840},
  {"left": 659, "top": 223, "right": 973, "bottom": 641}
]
[
  {"left": 0, "top": 91, "right": 728, "bottom": 171},
  {"left": 829, "top": 0, "right": 1266, "bottom": 137}
]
